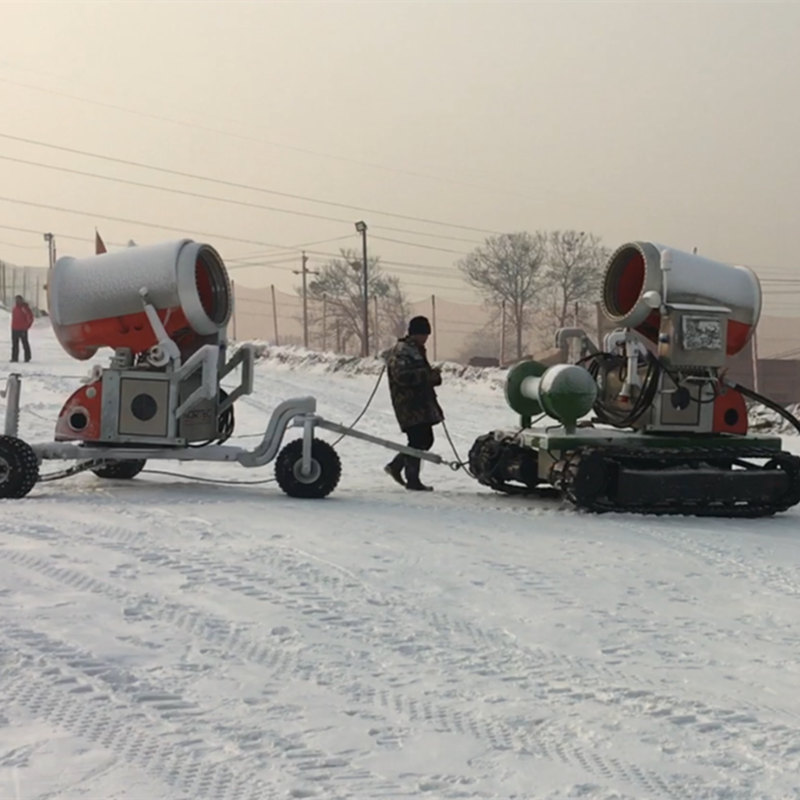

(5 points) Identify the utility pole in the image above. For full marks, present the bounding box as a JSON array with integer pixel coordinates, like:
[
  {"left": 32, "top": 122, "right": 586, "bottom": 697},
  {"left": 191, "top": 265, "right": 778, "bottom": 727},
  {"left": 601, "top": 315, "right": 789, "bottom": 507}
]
[
  {"left": 355, "top": 221, "right": 368, "bottom": 356},
  {"left": 322, "top": 293, "right": 328, "bottom": 351},
  {"left": 231, "top": 279, "right": 237, "bottom": 340},
  {"left": 373, "top": 295, "right": 379, "bottom": 350},
  {"left": 751, "top": 330, "right": 760, "bottom": 393},
  {"left": 500, "top": 301, "right": 507, "bottom": 365},
  {"left": 270, "top": 284, "right": 280, "bottom": 345},
  {"left": 293, "top": 251, "right": 318, "bottom": 350},
  {"left": 431, "top": 294, "right": 437, "bottom": 361}
]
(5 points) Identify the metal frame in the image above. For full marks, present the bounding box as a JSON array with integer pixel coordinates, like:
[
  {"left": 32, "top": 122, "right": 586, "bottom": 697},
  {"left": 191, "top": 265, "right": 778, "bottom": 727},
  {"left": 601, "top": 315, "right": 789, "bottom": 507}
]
[
  {"left": 2, "top": 376, "right": 443, "bottom": 482},
  {"left": 29, "top": 397, "right": 317, "bottom": 469}
]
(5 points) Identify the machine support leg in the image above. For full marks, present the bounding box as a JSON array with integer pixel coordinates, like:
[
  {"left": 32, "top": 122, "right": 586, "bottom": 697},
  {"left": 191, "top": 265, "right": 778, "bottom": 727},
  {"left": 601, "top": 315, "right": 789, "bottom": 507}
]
[
  {"left": 301, "top": 417, "right": 314, "bottom": 477},
  {"left": 2, "top": 374, "right": 21, "bottom": 438}
]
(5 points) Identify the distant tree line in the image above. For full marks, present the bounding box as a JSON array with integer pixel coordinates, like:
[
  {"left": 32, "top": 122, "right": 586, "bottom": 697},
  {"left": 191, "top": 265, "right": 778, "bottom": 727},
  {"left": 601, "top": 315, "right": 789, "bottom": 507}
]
[
  {"left": 295, "top": 231, "right": 609, "bottom": 361},
  {"left": 459, "top": 230, "right": 609, "bottom": 361}
]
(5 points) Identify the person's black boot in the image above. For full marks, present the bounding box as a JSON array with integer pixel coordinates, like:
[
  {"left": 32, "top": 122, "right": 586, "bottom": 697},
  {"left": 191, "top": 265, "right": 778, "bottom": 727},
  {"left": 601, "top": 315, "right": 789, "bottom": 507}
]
[
  {"left": 384, "top": 453, "right": 406, "bottom": 487},
  {"left": 404, "top": 458, "right": 433, "bottom": 491}
]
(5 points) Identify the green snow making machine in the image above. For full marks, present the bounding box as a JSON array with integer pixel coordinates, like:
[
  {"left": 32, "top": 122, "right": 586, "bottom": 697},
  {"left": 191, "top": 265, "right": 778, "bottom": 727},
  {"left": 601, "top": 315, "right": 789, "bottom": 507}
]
[{"left": 468, "top": 241, "right": 800, "bottom": 517}]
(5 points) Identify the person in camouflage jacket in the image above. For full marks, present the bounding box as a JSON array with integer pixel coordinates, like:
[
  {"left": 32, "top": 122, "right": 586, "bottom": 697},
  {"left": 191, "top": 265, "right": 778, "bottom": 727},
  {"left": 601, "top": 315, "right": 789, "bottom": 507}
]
[{"left": 383, "top": 316, "right": 444, "bottom": 491}]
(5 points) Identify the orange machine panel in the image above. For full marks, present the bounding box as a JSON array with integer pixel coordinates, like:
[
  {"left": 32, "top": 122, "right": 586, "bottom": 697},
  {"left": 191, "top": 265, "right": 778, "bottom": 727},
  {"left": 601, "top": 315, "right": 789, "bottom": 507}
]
[{"left": 712, "top": 387, "right": 748, "bottom": 435}]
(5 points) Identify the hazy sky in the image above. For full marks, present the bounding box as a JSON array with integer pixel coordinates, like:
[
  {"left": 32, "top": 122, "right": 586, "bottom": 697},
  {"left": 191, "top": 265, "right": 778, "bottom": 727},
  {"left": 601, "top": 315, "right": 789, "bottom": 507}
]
[{"left": 1, "top": 0, "right": 800, "bottom": 314}]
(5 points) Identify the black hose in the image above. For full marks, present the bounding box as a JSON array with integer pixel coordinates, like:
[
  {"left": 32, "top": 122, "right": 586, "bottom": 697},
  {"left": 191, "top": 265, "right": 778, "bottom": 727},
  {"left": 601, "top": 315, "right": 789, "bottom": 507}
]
[
  {"left": 729, "top": 381, "right": 800, "bottom": 436},
  {"left": 38, "top": 460, "right": 102, "bottom": 482},
  {"left": 587, "top": 351, "right": 661, "bottom": 428}
]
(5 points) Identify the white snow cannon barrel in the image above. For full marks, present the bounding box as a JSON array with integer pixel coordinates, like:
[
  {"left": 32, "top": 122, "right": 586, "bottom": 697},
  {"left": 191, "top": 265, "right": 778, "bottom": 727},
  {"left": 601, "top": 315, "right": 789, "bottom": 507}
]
[
  {"left": 48, "top": 239, "right": 232, "bottom": 360},
  {"left": 601, "top": 241, "right": 761, "bottom": 356}
]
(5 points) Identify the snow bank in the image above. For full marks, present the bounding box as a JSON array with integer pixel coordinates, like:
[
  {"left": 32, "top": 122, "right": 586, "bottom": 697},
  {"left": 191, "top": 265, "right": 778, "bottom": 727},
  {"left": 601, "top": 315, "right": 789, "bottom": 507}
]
[
  {"left": 243, "top": 344, "right": 800, "bottom": 432},
  {"left": 243, "top": 342, "right": 508, "bottom": 392},
  {"left": 748, "top": 402, "right": 800, "bottom": 434}
]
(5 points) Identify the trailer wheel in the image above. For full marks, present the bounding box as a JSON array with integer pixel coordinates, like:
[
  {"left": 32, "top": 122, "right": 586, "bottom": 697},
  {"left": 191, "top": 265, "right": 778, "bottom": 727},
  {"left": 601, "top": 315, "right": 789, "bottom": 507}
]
[
  {"left": 0, "top": 435, "right": 40, "bottom": 498},
  {"left": 92, "top": 459, "right": 147, "bottom": 480},
  {"left": 275, "top": 438, "right": 341, "bottom": 499}
]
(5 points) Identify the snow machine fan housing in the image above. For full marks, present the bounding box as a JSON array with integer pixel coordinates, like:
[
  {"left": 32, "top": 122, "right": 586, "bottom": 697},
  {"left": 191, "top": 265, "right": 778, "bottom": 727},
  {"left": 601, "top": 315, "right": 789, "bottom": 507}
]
[
  {"left": 47, "top": 239, "right": 232, "bottom": 360},
  {"left": 602, "top": 241, "right": 761, "bottom": 358}
]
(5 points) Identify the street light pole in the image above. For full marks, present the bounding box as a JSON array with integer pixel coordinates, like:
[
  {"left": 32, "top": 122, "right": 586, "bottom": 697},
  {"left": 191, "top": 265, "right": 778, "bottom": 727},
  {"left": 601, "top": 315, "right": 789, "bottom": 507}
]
[
  {"left": 355, "top": 220, "right": 368, "bottom": 357},
  {"left": 43, "top": 232, "right": 56, "bottom": 270}
]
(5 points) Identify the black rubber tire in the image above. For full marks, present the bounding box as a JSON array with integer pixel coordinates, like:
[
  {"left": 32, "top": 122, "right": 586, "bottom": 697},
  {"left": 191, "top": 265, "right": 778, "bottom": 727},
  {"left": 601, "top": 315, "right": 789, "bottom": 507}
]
[
  {"left": 0, "top": 435, "right": 39, "bottom": 498},
  {"left": 275, "top": 438, "right": 341, "bottom": 499},
  {"left": 91, "top": 459, "right": 147, "bottom": 480}
]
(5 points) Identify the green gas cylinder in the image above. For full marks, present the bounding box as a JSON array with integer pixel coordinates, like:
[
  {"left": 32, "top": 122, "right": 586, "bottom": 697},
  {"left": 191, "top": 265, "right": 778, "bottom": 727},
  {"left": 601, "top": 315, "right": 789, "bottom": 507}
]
[{"left": 505, "top": 361, "right": 597, "bottom": 431}]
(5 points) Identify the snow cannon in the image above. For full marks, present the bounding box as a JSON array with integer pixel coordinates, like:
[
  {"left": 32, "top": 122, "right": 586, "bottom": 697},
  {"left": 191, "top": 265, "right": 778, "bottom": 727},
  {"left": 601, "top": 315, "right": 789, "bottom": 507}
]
[
  {"left": 468, "top": 241, "right": 800, "bottom": 517},
  {"left": 1, "top": 237, "right": 353, "bottom": 501},
  {"left": 505, "top": 361, "right": 597, "bottom": 432},
  {"left": 602, "top": 241, "right": 761, "bottom": 360},
  {"left": 48, "top": 239, "right": 232, "bottom": 361},
  {"left": 45, "top": 239, "right": 247, "bottom": 447}
]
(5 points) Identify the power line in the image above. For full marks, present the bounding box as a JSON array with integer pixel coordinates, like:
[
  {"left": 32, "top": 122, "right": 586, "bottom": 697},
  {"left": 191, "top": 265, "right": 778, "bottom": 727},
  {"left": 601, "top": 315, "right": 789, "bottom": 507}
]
[
  {"left": 299, "top": 247, "right": 468, "bottom": 284},
  {"left": 382, "top": 257, "right": 463, "bottom": 271},
  {"left": 369, "top": 234, "right": 469, "bottom": 256},
  {"left": 0, "top": 222, "right": 97, "bottom": 245},
  {"left": 0, "top": 153, "right": 363, "bottom": 227},
  {"left": 224, "top": 236, "right": 354, "bottom": 265},
  {"left": 0, "top": 194, "right": 290, "bottom": 249},
  {"left": 0, "top": 74, "right": 540, "bottom": 209},
  {"left": 0, "top": 204, "right": 475, "bottom": 296},
  {"left": 0, "top": 131, "right": 502, "bottom": 236},
  {"left": 0, "top": 238, "right": 42, "bottom": 250}
]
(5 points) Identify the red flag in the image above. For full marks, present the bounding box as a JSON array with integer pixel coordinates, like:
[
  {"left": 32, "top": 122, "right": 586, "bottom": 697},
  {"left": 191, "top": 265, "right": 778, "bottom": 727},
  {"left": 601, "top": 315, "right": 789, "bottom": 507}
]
[{"left": 95, "top": 228, "right": 107, "bottom": 255}]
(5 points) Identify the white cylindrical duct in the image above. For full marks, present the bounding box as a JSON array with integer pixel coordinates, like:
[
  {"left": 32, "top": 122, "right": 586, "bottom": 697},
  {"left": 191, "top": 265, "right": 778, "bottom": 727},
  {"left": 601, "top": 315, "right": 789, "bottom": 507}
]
[
  {"left": 48, "top": 240, "right": 232, "bottom": 359},
  {"left": 601, "top": 241, "right": 761, "bottom": 355}
]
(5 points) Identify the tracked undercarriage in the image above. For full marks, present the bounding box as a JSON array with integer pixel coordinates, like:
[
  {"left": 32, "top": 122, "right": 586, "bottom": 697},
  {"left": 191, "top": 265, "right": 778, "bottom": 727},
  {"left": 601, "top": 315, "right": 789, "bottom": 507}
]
[{"left": 469, "top": 433, "right": 800, "bottom": 517}]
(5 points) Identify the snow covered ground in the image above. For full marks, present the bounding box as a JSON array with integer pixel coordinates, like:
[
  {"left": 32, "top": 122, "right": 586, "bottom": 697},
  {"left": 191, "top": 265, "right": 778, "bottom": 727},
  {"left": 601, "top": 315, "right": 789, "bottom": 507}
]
[{"left": 2, "top": 314, "right": 800, "bottom": 800}]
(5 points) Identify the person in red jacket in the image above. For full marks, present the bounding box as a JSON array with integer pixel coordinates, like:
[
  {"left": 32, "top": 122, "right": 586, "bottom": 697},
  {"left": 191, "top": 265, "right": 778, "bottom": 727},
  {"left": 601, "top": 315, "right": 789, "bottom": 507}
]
[{"left": 10, "top": 295, "right": 34, "bottom": 363}]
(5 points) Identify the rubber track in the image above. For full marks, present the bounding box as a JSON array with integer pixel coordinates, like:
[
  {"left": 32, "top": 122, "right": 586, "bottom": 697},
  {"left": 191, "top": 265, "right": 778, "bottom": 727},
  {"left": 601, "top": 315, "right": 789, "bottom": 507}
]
[{"left": 560, "top": 446, "right": 800, "bottom": 517}]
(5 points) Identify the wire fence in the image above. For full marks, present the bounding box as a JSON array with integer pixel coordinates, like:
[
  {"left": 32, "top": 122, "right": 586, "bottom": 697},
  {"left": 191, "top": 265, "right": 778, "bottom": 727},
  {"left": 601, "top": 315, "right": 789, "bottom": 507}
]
[
  {"left": 229, "top": 283, "right": 601, "bottom": 364},
  {"left": 4, "top": 258, "right": 800, "bottom": 399},
  {"left": 0, "top": 261, "right": 47, "bottom": 313}
]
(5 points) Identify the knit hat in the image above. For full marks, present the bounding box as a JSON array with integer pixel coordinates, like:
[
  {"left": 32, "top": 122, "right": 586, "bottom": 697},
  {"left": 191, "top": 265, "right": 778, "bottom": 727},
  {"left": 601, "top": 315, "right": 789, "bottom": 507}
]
[{"left": 408, "top": 316, "right": 432, "bottom": 335}]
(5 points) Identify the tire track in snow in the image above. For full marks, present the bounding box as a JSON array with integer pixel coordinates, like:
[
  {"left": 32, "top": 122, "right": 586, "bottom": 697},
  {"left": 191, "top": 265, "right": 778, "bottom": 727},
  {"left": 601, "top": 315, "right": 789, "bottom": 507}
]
[
  {"left": 1, "top": 545, "right": 595, "bottom": 793},
  {"left": 0, "top": 620, "right": 414, "bottom": 800},
  {"left": 0, "top": 629, "right": 277, "bottom": 800},
  {"left": 8, "top": 510, "right": 795, "bottom": 796},
  {"left": 619, "top": 518, "right": 800, "bottom": 602},
  {"left": 0, "top": 526, "right": 673, "bottom": 796},
  {"left": 3, "top": 516, "right": 783, "bottom": 798},
  {"left": 477, "top": 552, "right": 788, "bottom": 683}
]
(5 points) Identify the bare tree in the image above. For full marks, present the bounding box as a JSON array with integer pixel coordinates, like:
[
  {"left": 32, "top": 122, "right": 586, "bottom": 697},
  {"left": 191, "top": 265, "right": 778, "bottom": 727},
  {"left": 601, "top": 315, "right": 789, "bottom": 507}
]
[
  {"left": 538, "top": 230, "right": 608, "bottom": 342},
  {"left": 301, "top": 249, "right": 410, "bottom": 355},
  {"left": 455, "top": 314, "right": 504, "bottom": 365},
  {"left": 458, "top": 232, "right": 546, "bottom": 361},
  {"left": 377, "top": 275, "right": 412, "bottom": 351}
]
